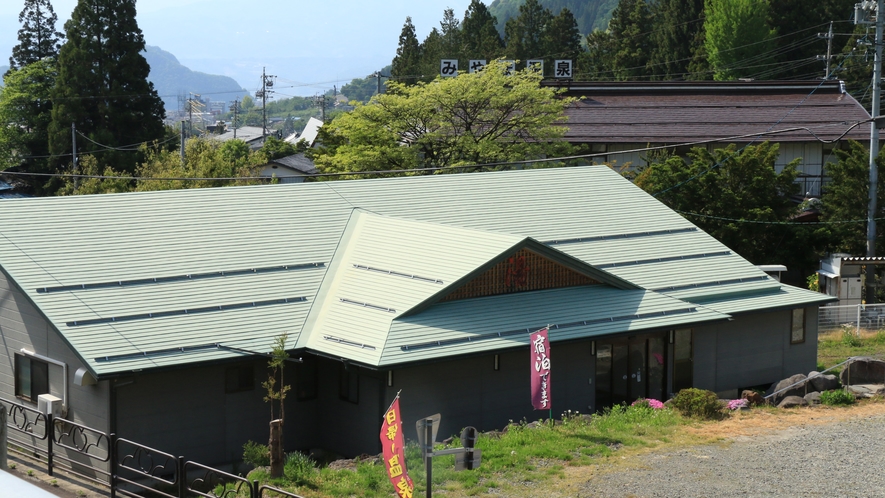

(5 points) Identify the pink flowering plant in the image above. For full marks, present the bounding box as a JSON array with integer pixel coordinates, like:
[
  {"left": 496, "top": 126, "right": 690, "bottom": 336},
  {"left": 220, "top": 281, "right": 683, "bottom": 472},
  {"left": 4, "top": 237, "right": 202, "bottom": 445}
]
[
  {"left": 727, "top": 399, "right": 749, "bottom": 410},
  {"left": 631, "top": 398, "right": 665, "bottom": 409}
]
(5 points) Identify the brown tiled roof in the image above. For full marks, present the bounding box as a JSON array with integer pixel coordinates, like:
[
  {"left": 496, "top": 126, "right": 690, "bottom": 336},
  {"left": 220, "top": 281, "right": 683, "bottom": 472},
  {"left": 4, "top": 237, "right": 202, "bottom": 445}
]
[{"left": 546, "top": 81, "right": 872, "bottom": 144}]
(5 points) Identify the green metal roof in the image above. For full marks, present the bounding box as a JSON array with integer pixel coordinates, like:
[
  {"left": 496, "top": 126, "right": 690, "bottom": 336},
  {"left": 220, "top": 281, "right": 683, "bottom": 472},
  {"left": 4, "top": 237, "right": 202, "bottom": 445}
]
[{"left": 0, "top": 166, "right": 827, "bottom": 375}]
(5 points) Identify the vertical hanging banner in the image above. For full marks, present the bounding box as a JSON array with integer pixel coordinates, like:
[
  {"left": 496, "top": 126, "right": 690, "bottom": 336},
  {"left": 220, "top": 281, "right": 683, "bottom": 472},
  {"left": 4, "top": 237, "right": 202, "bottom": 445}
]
[
  {"left": 530, "top": 328, "right": 551, "bottom": 410},
  {"left": 380, "top": 396, "right": 414, "bottom": 498}
]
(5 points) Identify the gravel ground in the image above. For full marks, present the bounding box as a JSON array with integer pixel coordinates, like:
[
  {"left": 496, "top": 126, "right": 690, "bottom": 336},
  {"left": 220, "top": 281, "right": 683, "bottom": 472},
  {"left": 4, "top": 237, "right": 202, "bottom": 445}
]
[{"left": 578, "top": 413, "right": 885, "bottom": 497}]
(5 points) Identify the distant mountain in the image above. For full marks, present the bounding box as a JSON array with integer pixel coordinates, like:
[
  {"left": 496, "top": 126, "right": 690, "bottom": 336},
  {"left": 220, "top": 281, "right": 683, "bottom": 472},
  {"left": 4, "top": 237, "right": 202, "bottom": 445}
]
[
  {"left": 488, "top": 0, "right": 618, "bottom": 35},
  {"left": 0, "top": 65, "right": 7, "bottom": 85},
  {"left": 143, "top": 45, "right": 248, "bottom": 112}
]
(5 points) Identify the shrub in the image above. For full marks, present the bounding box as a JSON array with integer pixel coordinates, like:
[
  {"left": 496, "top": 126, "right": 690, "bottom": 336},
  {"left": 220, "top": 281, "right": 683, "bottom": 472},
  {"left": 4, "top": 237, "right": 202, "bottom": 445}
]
[
  {"left": 631, "top": 398, "right": 665, "bottom": 409},
  {"left": 841, "top": 328, "right": 862, "bottom": 347},
  {"left": 820, "top": 389, "right": 855, "bottom": 406},
  {"left": 283, "top": 451, "right": 317, "bottom": 485},
  {"left": 242, "top": 440, "right": 270, "bottom": 467},
  {"left": 671, "top": 388, "right": 725, "bottom": 420}
]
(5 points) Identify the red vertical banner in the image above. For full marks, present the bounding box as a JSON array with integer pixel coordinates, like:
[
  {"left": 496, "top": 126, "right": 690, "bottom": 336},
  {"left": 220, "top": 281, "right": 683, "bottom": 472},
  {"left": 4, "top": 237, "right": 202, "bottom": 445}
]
[
  {"left": 530, "top": 328, "right": 551, "bottom": 410},
  {"left": 380, "top": 397, "right": 414, "bottom": 498}
]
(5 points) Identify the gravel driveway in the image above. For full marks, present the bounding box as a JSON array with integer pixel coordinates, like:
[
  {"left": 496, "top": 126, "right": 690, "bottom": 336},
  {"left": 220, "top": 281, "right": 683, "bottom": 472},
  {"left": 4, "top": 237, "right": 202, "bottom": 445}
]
[{"left": 578, "top": 414, "right": 885, "bottom": 497}]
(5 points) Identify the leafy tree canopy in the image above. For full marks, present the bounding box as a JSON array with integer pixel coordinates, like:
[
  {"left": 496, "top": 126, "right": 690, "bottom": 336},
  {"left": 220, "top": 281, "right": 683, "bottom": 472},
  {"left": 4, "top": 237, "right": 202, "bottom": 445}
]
[
  {"left": 704, "top": 0, "right": 776, "bottom": 81},
  {"left": 634, "top": 142, "right": 809, "bottom": 266},
  {"left": 312, "top": 60, "right": 575, "bottom": 179}
]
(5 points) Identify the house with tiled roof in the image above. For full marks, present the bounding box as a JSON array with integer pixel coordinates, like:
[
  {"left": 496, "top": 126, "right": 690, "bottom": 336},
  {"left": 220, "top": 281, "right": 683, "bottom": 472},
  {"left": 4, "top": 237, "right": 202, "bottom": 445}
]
[
  {"left": 0, "top": 166, "right": 832, "bottom": 467},
  {"left": 546, "top": 80, "right": 872, "bottom": 195}
]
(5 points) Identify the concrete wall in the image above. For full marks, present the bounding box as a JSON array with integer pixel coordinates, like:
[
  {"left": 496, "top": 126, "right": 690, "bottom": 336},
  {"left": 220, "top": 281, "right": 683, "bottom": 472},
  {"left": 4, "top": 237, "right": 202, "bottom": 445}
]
[
  {"left": 386, "top": 342, "right": 595, "bottom": 451},
  {"left": 0, "top": 266, "right": 110, "bottom": 473},
  {"left": 693, "top": 307, "right": 818, "bottom": 398}
]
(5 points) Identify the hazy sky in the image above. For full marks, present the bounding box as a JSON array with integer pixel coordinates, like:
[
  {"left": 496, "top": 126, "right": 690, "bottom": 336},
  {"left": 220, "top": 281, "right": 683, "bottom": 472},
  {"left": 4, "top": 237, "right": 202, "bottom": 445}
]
[{"left": 1, "top": 0, "right": 478, "bottom": 96}]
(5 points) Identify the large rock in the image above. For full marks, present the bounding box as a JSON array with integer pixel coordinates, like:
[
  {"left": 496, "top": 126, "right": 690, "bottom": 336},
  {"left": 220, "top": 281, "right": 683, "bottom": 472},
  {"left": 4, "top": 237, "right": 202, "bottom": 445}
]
[
  {"left": 777, "top": 396, "right": 808, "bottom": 408},
  {"left": 804, "top": 392, "right": 822, "bottom": 405},
  {"left": 807, "top": 371, "right": 840, "bottom": 392},
  {"left": 766, "top": 374, "right": 809, "bottom": 404},
  {"left": 840, "top": 357, "right": 885, "bottom": 386}
]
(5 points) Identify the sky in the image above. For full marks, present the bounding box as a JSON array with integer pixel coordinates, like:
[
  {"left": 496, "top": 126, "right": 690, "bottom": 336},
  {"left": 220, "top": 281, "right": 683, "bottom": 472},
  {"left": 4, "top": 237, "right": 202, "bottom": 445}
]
[{"left": 0, "top": 0, "right": 479, "bottom": 97}]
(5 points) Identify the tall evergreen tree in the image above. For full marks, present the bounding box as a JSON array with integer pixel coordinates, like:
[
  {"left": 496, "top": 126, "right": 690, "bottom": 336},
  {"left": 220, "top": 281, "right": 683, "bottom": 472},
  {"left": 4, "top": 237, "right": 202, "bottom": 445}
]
[
  {"left": 461, "top": 0, "right": 504, "bottom": 63},
  {"left": 608, "top": 0, "right": 653, "bottom": 80},
  {"left": 544, "top": 8, "right": 582, "bottom": 76},
  {"left": 647, "top": 0, "right": 706, "bottom": 80},
  {"left": 49, "top": 0, "right": 166, "bottom": 176},
  {"left": 391, "top": 17, "right": 422, "bottom": 85},
  {"left": 766, "top": 0, "right": 855, "bottom": 80},
  {"left": 704, "top": 0, "right": 776, "bottom": 80},
  {"left": 419, "top": 28, "right": 444, "bottom": 82},
  {"left": 579, "top": 30, "right": 616, "bottom": 80},
  {"left": 503, "top": 0, "right": 552, "bottom": 64},
  {"left": 439, "top": 8, "right": 462, "bottom": 62},
  {"left": 9, "top": 0, "right": 64, "bottom": 71}
]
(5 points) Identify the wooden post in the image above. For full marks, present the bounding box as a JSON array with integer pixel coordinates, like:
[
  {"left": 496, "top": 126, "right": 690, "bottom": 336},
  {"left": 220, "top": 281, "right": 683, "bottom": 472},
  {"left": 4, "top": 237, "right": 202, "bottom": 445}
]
[{"left": 269, "top": 419, "right": 284, "bottom": 478}]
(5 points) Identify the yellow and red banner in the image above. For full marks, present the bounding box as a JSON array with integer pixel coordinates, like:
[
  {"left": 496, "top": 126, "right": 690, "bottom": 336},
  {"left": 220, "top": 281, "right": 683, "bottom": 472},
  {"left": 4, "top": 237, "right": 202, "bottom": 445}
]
[
  {"left": 530, "top": 328, "right": 551, "bottom": 410},
  {"left": 380, "top": 397, "right": 414, "bottom": 498}
]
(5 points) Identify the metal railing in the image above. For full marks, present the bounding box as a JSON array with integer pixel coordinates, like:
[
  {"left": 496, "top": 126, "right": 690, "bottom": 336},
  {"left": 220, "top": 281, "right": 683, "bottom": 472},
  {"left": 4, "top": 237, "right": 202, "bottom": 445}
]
[
  {"left": 1, "top": 396, "right": 305, "bottom": 498},
  {"left": 818, "top": 303, "right": 885, "bottom": 334}
]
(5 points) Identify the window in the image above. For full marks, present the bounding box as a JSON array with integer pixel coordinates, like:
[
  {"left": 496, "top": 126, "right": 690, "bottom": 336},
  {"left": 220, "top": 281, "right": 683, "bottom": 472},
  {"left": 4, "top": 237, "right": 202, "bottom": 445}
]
[
  {"left": 225, "top": 365, "right": 255, "bottom": 393},
  {"left": 338, "top": 364, "right": 359, "bottom": 404},
  {"left": 296, "top": 356, "right": 318, "bottom": 401},
  {"left": 14, "top": 353, "right": 49, "bottom": 401},
  {"left": 791, "top": 308, "right": 806, "bottom": 344}
]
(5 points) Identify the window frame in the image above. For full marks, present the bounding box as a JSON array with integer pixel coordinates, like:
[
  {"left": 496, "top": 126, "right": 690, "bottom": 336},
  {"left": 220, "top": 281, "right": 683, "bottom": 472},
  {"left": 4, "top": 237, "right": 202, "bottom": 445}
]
[
  {"left": 791, "top": 308, "right": 806, "bottom": 344},
  {"left": 14, "top": 353, "right": 49, "bottom": 402}
]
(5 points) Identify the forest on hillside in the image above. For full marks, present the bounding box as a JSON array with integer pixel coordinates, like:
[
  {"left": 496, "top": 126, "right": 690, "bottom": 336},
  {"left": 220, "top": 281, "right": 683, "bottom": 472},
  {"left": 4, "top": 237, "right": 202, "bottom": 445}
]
[{"left": 384, "top": 0, "right": 878, "bottom": 106}]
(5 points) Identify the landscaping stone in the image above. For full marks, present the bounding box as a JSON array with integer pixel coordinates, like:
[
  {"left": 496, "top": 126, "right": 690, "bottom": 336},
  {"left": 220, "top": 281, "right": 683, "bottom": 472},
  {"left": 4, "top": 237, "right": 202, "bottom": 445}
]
[
  {"left": 804, "top": 391, "right": 822, "bottom": 405},
  {"left": 766, "top": 374, "right": 808, "bottom": 403},
  {"left": 777, "top": 395, "right": 808, "bottom": 408},
  {"left": 846, "top": 384, "right": 885, "bottom": 398},
  {"left": 808, "top": 371, "right": 840, "bottom": 392},
  {"left": 741, "top": 390, "right": 765, "bottom": 406},
  {"left": 840, "top": 357, "right": 885, "bottom": 386}
]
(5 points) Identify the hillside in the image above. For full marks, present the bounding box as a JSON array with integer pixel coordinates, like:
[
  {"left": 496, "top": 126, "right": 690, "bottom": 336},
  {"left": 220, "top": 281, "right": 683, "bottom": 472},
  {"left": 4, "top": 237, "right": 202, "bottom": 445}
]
[
  {"left": 0, "top": 65, "right": 7, "bottom": 85},
  {"left": 488, "top": 0, "right": 618, "bottom": 35},
  {"left": 143, "top": 45, "right": 247, "bottom": 112}
]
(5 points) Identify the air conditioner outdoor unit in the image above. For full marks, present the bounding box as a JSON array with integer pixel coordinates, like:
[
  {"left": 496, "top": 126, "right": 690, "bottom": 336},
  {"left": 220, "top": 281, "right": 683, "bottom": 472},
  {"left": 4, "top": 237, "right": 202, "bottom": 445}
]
[{"left": 37, "top": 394, "right": 62, "bottom": 418}]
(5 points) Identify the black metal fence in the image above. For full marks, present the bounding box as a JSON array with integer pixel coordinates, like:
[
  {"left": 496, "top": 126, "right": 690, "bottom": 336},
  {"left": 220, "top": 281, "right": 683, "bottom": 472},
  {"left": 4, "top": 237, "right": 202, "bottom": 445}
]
[{"left": 0, "top": 396, "right": 302, "bottom": 498}]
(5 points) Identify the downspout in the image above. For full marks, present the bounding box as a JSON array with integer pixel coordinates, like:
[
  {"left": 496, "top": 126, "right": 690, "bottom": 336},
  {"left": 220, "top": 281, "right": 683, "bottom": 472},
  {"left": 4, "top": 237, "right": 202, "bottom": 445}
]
[{"left": 20, "top": 348, "right": 68, "bottom": 415}]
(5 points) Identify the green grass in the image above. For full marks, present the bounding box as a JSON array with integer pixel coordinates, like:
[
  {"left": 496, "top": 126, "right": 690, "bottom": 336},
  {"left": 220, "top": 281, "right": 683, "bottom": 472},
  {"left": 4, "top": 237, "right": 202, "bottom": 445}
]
[
  {"left": 818, "top": 327, "right": 885, "bottom": 369},
  {"left": 247, "top": 405, "right": 685, "bottom": 497}
]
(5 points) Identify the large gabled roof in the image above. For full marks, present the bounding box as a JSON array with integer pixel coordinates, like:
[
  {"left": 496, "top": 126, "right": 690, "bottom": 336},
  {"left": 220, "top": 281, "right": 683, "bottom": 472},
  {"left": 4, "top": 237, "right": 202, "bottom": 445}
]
[
  {"left": 0, "top": 166, "right": 830, "bottom": 376},
  {"left": 545, "top": 80, "right": 871, "bottom": 144}
]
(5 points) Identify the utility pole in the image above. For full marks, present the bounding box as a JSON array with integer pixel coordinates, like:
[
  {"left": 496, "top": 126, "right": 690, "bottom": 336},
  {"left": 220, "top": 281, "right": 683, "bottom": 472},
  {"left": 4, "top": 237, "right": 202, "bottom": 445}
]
[
  {"left": 229, "top": 98, "right": 240, "bottom": 139},
  {"left": 180, "top": 121, "right": 186, "bottom": 165},
  {"left": 71, "top": 123, "right": 78, "bottom": 189},
  {"left": 314, "top": 94, "right": 327, "bottom": 121},
  {"left": 817, "top": 22, "right": 835, "bottom": 79},
  {"left": 856, "top": 0, "right": 884, "bottom": 303},
  {"left": 374, "top": 70, "right": 383, "bottom": 95},
  {"left": 256, "top": 67, "right": 275, "bottom": 139}
]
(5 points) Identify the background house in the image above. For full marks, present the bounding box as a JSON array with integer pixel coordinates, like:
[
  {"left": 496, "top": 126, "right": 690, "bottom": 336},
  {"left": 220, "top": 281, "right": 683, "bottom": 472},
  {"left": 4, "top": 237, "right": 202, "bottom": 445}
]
[
  {"left": 547, "top": 80, "right": 872, "bottom": 196},
  {"left": 257, "top": 153, "right": 317, "bottom": 183},
  {"left": 0, "top": 166, "right": 832, "bottom": 468}
]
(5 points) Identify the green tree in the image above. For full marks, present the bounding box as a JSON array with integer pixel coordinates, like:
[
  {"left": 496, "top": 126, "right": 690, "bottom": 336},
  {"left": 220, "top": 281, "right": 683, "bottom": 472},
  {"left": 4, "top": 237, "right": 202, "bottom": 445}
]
[
  {"left": 440, "top": 8, "right": 463, "bottom": 61},
  {"left": 820, "top": 140, "right": 885, "bottom": 256},
  {"left": 262, "top": 333, "right": 291, "bottom": 478},
  {"left": 608, "top": 0, "right": 652, "bottom": 80},
  {"left": 313, "top": 60, "right": 575, "bottom": 178},
  {"left": 461, "top": 0, "right": 504, "bottom": 63},
  {"left": 418, "top": 28, "right": 445, "bottom": 82},
  {"left": 647, "top": 0, "right": 706, "bottom": 80},
  {"left": 504, "top": 0, "right": 552, "bottom": 64},
  {"left": 391, "top": 17, "right": 422, "bottom": 84},
  {"left": 544, "top": 8, "right": 582, "bottom": 76},
  {"left": 0, "top": 58, "right": 57, "bottom": 194},
  {"left": 579, "top": 29, "right": 616, "bottom": 80},
  {"left": 766, "top": 0, "right": 854, "bottom": 80},
  {"left": 49, "top": 0, "right": 166, "bottom": 177},
  {"left": 9, "top": 0, "right": 64, "bottom": 71},
  {"left": 240, "top": 94, "right": 255, "bottom": 110},
  {"left": 634, "top": 142, "right": 806, "bottom": 265},
  {"left": 704, "top": 0, "right": 776, "bottom": 80}
]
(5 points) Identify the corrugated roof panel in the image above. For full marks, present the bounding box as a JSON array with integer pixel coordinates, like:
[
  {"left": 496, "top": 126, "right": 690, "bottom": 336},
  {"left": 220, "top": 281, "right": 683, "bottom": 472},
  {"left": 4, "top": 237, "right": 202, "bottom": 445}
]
[
  {"left": 0, "top": 166, "right": 831, "bottom": 375},
  {"left": 380, "top": 286, "right": 728, "bottom": 366}
]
